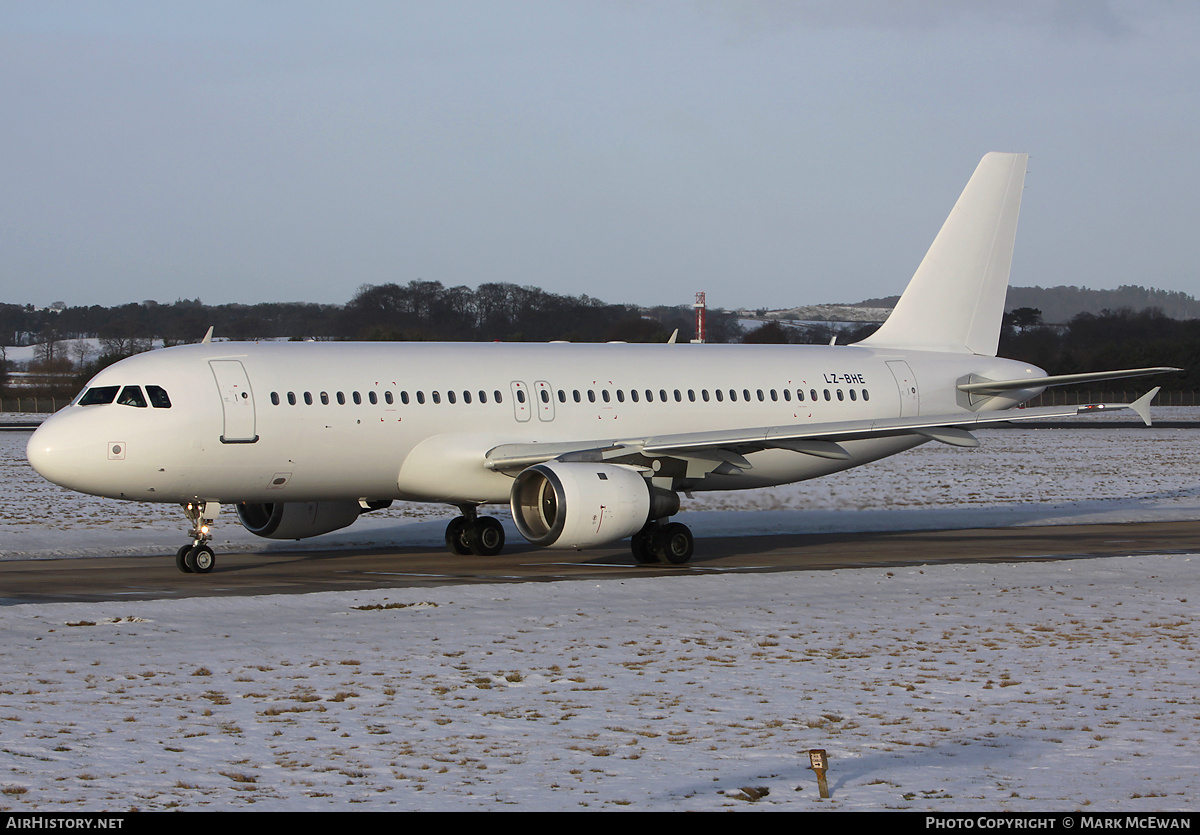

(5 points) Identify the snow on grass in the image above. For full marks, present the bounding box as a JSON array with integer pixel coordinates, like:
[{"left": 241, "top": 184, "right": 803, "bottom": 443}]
[{"left": 0, "top": 557, "right": 1196, "bottom": 811}]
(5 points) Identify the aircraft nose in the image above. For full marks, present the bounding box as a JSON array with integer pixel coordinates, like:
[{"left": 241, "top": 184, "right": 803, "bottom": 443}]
[
  {"left": 27, "top": 416, "right": 68, "bottom": 485},
  {"left": 26, "top": 412, "right": 95, "bottom": 491}
]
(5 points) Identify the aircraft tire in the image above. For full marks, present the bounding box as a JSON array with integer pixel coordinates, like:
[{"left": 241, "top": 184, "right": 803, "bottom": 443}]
[
  {"left": 655, "top": 523, "right": 694, "bottom": 565},
  {"left": 175, "top": 544, "right": 194, "bottom": 574},
  {"left": 631, "top": 526, "right": 660, "bottom": 564},
  {"left": 467, "top": 517, "right": 505, "bottom": 556},
  {"left": 185, "top": 544, "right": 216, "bottom": 574},
  {"left": 445, "top": 517, "right": 472, "bottom": 556}
]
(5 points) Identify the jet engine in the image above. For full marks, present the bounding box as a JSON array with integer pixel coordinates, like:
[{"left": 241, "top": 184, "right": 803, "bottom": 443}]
[
  {"left": 510, "top": 462, "right": 677, "bottom": 549},
  {"left": 235, "top": 501, "right": 364, "bottom": 540}
]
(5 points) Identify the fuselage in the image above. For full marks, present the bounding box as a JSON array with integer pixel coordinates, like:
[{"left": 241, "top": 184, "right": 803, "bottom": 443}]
[{"left": 26, "top": 340, "right": 1046, "bottom": 507}]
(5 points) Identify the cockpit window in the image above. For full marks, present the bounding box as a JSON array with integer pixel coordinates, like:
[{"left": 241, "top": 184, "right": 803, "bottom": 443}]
[
  {"left": 78, "top": 386, "right": 119, "bottom": 406},
  {"left": 146, "top": 385, "right": 172, "bottom": 408},
  {"left": 117, "top": 386, "right": 148, "bottom": 408}
]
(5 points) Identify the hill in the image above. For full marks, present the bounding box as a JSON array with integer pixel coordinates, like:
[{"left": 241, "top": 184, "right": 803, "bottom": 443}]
[{"left": 852, "top": 285, "right": 1200, "bottom": 324}]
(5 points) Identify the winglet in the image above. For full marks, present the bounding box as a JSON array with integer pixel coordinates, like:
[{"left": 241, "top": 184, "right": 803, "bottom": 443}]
[
  {"left": 1129, "top": 387, "right": 1159, "bottom": 426},
  {"left": 201, "top": 326, "right": 214, "bottom": 344}
]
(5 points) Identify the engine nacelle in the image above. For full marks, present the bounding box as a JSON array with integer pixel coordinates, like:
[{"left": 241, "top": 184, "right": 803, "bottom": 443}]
[
  {"left": 511, "top": 462, "right": 665, "bottom": 550},
  {"left": 235, "top": 501, "right": 363, "bottom": 540}
]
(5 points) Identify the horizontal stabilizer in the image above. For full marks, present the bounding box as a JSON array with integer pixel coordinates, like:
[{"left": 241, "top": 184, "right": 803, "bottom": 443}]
[{"left": 959, "top": 367, "right": 1180, "bottom": 395}]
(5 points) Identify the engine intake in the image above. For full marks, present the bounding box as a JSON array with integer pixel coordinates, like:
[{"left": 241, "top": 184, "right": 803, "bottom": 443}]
[{"left": 510, "top": 462, "right": 675, "bottom": 550}]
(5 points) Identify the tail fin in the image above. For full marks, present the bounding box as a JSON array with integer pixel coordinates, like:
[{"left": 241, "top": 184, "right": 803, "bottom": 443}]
[{"left": 858, "top": 152, "right": 1028, "bottom": 356}]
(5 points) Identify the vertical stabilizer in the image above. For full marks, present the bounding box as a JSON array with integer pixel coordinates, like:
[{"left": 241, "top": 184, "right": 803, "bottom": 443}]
[{"left": 858, "top": 152, "right": 1027, "bottom": 356}]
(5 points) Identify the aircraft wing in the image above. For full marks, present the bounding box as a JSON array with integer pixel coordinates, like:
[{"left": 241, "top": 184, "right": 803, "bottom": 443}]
[{"left": 485, "top": 388, "right": 1160, "bottom": 476}]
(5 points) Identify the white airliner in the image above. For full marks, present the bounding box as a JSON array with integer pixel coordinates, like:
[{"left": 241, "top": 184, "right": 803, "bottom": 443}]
[{"left": 26, "top": 153, "right": 1175, "bottom": 574}]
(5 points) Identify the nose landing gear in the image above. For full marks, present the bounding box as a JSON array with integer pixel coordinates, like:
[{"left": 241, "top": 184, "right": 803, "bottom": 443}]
[{"left": 177, "top": 501, "right": 219, "bottom": 574}]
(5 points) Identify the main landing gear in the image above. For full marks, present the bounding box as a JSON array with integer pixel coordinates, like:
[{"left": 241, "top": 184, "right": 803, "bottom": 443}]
[
  {"left": 177, "top": 501, "right": 218, "bottom": 574},
  {"left": 631, "top": 519, "right": 695, "bottom": 565},
  {"left": 445, "top": 506, "right": 506, "bottom": 557}
]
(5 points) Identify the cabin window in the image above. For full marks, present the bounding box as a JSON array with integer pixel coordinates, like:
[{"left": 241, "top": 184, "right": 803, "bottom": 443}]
[
  {"left": 446, "top": 391, "right": 456, "bottom": 404},
  {"left": 715, "top": 390, "right": 723, "bottom": 402},
  {"left": 432, "top": 391, "right": 442, "bottom": 404},
  {"left": 271, "top": 392, "right": 280, "bottom": 406},
  {"left": 810, "top": 389, "right": 818, "bottom": 401},
  {"left": 480, "top": 391, "right": 489, "bottom": 404},
  {"left": 630, "top": 389, "right": 639, "bottom": 402},
  {"left": 795, "top": 390, "right": 803, "bottom": 402},
  {"left": 588, "top": 390, "right": 596, "bottom": 403},
  {"left": 837, "top": 389, "right": 844, "bottom": 401},
  {"left": 602, "top": 390, "right": 610, "bottom": 403},
  {"left": 369, "top": 391, "right": 378, "bottom": 405},
  {"left": 615, "top": 390, "right": 624, "bottom": 403},
  {"left": 557, "top": 390, "right": 566, "bottom": 403},
  {"left": 320, "top": 392, "right": 330, "bottom": 405},
  {"left": 352, "top": 392, "right": 362, "bottom": 405},
  {"left": 862, "top": 389, "right": 870, "bottom": 401},
  {"left": 849, "top": 389, "right": 857, "bottom": 401},
  {"left": 515, "top": 390, "right": 524, "bottom": 404},
  {"left": 573, "top": 390, "right": 581, "bottom": 403},
  {"left": 494, "top": 390, "right": 503, "bottom": 404},
  {"left": 824, "top": 390, "right": 831, "bottom": 401},
  {"left": 416, "top": 391, "right": 425, "bottom": 404},
  {"left": 288, "top": 392, "right": 297, "bottom": 406},
  {"left": 337, "top": 392, "right": 346, "bottom": 405},
  {"left": 304, "top": 392, "right": 314, "bottom": 405},
  {"left": 661, "top": 389, "right": 668, "bottom": 402},
  {"left": 463, "top": 391, "right": 472, "bottom": 404},
  {"left": 685, "top": 390, "right": 692, "bottom": 402},
  {"left": 702, "top": 390, "right": 710, "bottom": 402}
]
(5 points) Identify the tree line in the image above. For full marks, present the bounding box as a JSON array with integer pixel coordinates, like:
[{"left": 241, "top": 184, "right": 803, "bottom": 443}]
[
  {"left": 0, "top": 282, "right": 744, "bottom": 393},
  {"left": 2, "top": 285, "right": 1196, "bottom": 396},
  {"left": 996, "top": 307, "right": 1198, "bottom": 392}
]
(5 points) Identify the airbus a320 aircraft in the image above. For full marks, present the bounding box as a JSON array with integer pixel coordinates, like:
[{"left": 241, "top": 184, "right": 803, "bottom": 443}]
[{"left": 27, "top": 153, "right": 1176, "bottom": 574}]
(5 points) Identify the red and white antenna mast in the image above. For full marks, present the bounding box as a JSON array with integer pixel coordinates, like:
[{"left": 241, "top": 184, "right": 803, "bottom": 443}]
[{"left": 692, "top": 292, "right": 706, "bottom": 343}]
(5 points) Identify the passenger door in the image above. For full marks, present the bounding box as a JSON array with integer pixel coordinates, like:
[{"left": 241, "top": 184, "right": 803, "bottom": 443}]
[{"left": 210, "top": 360, "right": 258, "bottom": 443}]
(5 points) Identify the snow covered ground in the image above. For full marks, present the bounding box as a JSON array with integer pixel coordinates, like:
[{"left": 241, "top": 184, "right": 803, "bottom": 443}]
[{"left": 0, "top": 414, "right": 1198, "bottom": 811}]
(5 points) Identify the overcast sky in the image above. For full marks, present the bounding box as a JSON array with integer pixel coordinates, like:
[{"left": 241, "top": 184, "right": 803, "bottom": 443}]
[{"left": 3, "top": 1, "right": 1198, "bottom": 311}]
